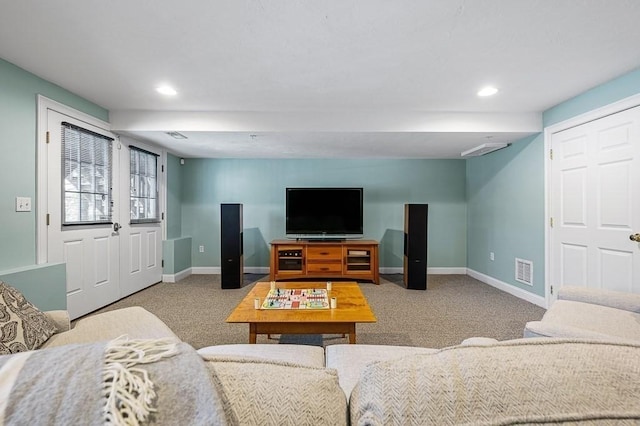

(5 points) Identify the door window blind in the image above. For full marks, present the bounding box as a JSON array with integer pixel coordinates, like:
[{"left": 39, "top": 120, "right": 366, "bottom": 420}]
[
  {"left": 130, "top": 146, "right": 159, "bottom": 223},
  {"left": 61, "top": 122, "right": 113, "bottom": 225}
]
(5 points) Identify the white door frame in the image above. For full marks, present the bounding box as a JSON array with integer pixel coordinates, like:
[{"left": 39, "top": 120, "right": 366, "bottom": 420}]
[
  {"left": 36, "top": 96, "right": 168, "bottom": 291},
  {"left": 36, "top": 96, "right": 115, "bottom": 263},
  {"left": 544, "top": 92, "right": 640, "bottom": 307}
]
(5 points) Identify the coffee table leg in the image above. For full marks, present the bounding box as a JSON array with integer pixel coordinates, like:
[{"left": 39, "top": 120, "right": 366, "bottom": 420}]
[
  {"left": 249, "top": 323, "right": 257, "bottom": 344},
  {"left": 348, "top": 324, "right": 356, "bottom": 344}
]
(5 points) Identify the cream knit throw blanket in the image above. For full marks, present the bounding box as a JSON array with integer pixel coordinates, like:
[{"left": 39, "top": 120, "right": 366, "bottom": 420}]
[{"left": 350, "top": 339, "right": 640, "bottom": 425}]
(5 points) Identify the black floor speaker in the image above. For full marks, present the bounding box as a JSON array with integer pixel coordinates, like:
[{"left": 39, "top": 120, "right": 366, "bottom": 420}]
[
  {"left": 403, "top": 203, "right": 428, "bottom": 290},
  {"left": 221, "top": 203, "right": 243, "bottom": 289}
]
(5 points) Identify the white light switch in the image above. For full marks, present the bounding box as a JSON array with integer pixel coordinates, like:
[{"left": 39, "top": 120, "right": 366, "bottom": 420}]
[{"left": 16, "top": 197, "right": 31, "bottom": 212}]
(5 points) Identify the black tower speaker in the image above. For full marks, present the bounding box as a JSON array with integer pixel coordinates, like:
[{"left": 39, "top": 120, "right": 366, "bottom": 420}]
[
  {"left": 221, "top": 203, "right": 243, "bottom": 289},
  {"left": 403, "top": 204, "right": 428, "bottom": 290}
]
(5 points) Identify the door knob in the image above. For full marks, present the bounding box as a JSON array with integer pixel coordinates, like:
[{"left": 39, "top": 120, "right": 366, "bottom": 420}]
[
  {"left": 630, "top": 233, "right": 640, "bottom": 242},
  {"left": 113, "top": 222, "right": 122, "bottom": 232}
]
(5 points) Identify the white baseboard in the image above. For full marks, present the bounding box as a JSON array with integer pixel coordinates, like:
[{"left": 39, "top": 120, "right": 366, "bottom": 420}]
[
  {"left": 162, "top": 267, "right": 192, "bottom": 283},
  {"left": 191, "top": 267, "right": 220, "bottom": 275},
  {"left": 167, "top": 266, "right": 270, "bottom": 280},
  {"left": 244, "top": 267, "right": 270, "bottom": 274},
  {"left": 184, "top": 266, "right": 466, "bottom": 276},
  {"left": 379, "top": 267, "right": 466, "bottom": 275},
  {"left": 467, "top": 268, "right": 547, "bottom": 308},
  {"left": 429, "top": 267, "right": 467, "bottom": 274},
  {"left": 189, "top": 266, "right": 270, "bottom": 275}
]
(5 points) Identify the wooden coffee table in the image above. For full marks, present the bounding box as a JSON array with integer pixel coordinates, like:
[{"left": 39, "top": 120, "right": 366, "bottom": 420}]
[{"left": 226, "top": 281, "right": 376, "bottom": 344}]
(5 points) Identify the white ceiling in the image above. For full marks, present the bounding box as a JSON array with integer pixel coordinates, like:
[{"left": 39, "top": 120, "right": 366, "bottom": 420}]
[{"left": 2, "top": 0, "right": 640, "bottom": 158}]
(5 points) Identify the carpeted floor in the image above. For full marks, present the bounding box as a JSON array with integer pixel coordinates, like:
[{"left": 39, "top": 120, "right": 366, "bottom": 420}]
[{"left": 88, "top": 274, "right": 545, "bottom": 349}]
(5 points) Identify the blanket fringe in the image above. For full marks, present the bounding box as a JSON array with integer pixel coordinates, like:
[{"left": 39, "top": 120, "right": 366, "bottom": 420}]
[{"left": 102, "top": 336, "right": 178, "bottom": 425}]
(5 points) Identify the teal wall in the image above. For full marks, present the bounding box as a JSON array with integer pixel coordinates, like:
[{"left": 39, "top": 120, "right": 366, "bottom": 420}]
[
  {"left": 466, "top": 135, "right": 545, "bottom": 295},
  {"left": 0, "top": 58, "right": 107, "bottom": 304},
  {"left": 544, "top": 68, "right": 640, "bottom": 126},
  {"left": 162, "top": 237, "right": 192, "bottom": 275},
  {"left": 466, "top": 67, "right": 640, "bottom": 297},
  {"left": 166, "top": 153, "right": 183, "bottom": 239},
  {"left": 179, "top": 159, "right": 467, "bottom": 270},
  {"left": 0, "top": 58, "right": 108, "bottom": 271},
  {"left": 0, "top": 263, "right": 67, "bottom": 311}
]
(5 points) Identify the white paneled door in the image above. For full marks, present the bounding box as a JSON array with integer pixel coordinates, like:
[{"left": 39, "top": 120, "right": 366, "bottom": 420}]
[
  {"left": 46, "top": 110, "right": 121, "bottom": 319},
  {"left": 550, "top": 106, "right": 640, "bottom": 298},
  {"left": 42, "top": 101, "right": 163, "bottom": 319},
  {"left": 118, "top": 138, "right": 163, "bottom": 298}
]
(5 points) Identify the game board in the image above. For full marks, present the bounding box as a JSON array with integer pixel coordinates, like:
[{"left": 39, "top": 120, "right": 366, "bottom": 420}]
[{"left": 261, "top": 288, "right": 330, "bottom": 309}]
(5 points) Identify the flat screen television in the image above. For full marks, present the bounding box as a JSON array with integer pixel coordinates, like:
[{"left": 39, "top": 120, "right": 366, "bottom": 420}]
[{"left": 286, "top": 187, "right": 363, "bottom": 239}]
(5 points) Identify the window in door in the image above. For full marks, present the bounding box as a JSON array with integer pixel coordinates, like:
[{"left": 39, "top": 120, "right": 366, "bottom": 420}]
[
  {"left": 61, "top": 122, "right": 113, "bottom": 225},
  {"left": 129, "top": 146, "right": 159, "bottom": 223}
]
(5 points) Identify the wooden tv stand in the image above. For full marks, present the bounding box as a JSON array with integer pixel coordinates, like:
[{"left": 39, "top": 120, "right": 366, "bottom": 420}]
[{"left": 269, "top": 239, "right": 379, "bottom": 284}]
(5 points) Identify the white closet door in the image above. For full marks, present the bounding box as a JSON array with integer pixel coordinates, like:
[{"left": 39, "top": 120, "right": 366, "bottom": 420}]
[{"left": 550, "top": 106, "right": 640, "bottom": 297}]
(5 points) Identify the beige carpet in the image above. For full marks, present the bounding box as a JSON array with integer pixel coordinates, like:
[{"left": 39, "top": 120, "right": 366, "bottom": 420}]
[{"left": 88, "top": 274, "right": 545, "bottom": 349}]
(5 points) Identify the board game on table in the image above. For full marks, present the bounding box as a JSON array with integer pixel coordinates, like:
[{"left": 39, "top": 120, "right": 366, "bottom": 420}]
[
  {"left": 226, "top": 281, "right": 377, "bottom": 344},
  {"left": 261, "top": 288, "right": 329, "bottom": 309}
]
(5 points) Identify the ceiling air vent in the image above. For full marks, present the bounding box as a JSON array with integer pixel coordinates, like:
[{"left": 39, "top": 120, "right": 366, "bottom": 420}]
[
  {"left": 461, "top": 142, "right": 510, "bottom": 157},
  {"left": 515, "top": 258, "right": 533, "bottom": 286},
  {"left": 166, "top": 131, "right": 187, "bottom": 139}
]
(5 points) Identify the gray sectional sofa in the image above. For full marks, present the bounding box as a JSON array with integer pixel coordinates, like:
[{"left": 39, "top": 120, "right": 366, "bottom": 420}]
[
  {"left": 200, "top": 337, "right": 640, "bottom": 424},
  {"left": 4, "top": 293, "right": 640, "bottom": 424}
]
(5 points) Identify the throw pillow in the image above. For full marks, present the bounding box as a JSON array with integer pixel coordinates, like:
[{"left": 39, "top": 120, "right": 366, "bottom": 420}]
[{"left": 0, "top": 281, "right": 57, "bottom": 354}]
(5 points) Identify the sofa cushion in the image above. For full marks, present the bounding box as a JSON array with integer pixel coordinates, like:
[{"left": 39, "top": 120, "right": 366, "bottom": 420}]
[
  {"left": 197, "top": 343, "right": 325, "bottom": 367},
  {"left": 202, "top": 355, "right": 348, "bottom": 426},
  {"left": 0, "top": 281, "right": 57, "bottom": 354},
  {"left": 524, "top": 299, "right": 640, "bottom": 342},
  {"left": 41, "top": 306, "right": 179, "bottom": 348},
  {"left": 350, "top": 338, "right": 640, "bottom": 425},
  {"left": 325, "top": 344, "right": 437, "bottom": 399}
]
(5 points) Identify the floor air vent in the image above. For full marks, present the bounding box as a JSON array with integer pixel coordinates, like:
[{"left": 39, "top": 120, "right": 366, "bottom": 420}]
[{"left": 515, "top": 258, "right": 533, "bottom": 286}]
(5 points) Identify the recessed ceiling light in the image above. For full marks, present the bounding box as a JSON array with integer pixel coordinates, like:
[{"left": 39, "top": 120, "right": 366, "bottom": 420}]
[
  {"left": 477, "top": 86, "right": 498, "bottom": 97},
  {"left": 156, "top": 85, "right": 177, "bottom": 96}
]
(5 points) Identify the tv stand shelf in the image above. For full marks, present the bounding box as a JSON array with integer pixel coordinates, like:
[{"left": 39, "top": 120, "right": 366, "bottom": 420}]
[{"left": 270, "top": 239, "right": 379, "bottom": 284}]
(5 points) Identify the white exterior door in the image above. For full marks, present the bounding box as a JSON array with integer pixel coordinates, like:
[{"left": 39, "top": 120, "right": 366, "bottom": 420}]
[
  {"left": 118, "top": 137, "right": 163, "bottom": 297},
  {"left": 550, "top": 105, "right": 640, "bottom": 299},
  {"left": 40, "top": 98, "right": 164, "bottom": 319},
  {"left": 46, "top": 109, "right": 121, "bottom": 319}
]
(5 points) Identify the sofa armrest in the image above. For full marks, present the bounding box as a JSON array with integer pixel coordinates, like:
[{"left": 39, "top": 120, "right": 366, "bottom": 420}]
[
  {"left": 557, "top": 286, "right": 640, "bottom": 313},
  {"left": 44, "top": 310, "right": 71, "bottom": 332},
  {"left": 523, "top": 320, "right": 637, "bottom": 342}
]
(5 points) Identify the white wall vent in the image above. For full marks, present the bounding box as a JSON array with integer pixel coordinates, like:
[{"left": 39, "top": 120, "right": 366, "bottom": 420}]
[{"left": 515, "top": 258, "right": 533, "bottom": 286}]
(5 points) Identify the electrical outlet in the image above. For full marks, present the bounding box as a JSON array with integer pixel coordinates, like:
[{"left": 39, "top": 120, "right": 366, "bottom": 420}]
[
  {"left": 199, "top": 245, "right": 205, "bottom": 253},
  {"left": 16, "top": 197, "right": 31, "bottom": 212},
  {"left": 490, "top": 252, "right": 495, "bottom": 261}
]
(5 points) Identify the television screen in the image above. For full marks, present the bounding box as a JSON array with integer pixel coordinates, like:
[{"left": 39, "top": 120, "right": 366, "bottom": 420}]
[{"left": 286, "top": 188, "right": 363, "bottom": 239}]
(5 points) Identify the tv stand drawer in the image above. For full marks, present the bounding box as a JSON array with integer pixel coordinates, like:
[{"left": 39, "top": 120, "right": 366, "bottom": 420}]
[
  {"left": 306, "top": 262, "right": 343, "bottom": 273},
  {"left": 307, "top": 246, "right": 342, "bottom": 260}
]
